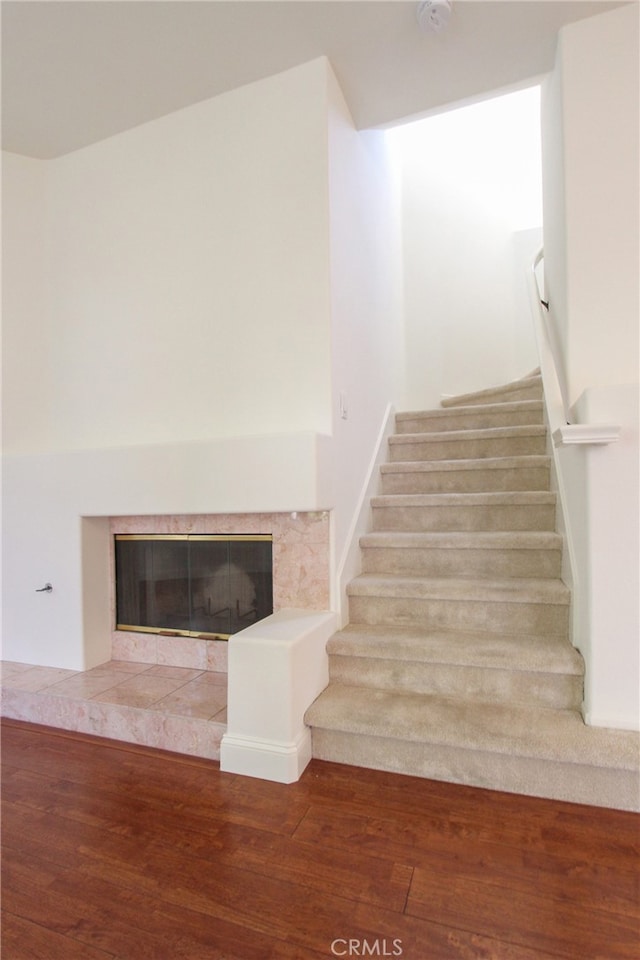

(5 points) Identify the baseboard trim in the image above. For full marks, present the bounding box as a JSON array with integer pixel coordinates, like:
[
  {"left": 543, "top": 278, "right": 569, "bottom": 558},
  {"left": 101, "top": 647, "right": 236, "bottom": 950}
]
[
  {"left": 335, "top": 402, "right": 396, "bottom": 626},
  {"left": 220, "top": 729, "right": 311, "bottom": 783},
  {"left": 584, "top": 712, "right": 640, "bottom": 733}
]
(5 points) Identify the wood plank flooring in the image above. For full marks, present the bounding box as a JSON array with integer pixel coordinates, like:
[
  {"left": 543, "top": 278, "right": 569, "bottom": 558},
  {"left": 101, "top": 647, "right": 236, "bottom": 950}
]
[{"left": 2, "top": 719, "right": 638, "bottom": 960}]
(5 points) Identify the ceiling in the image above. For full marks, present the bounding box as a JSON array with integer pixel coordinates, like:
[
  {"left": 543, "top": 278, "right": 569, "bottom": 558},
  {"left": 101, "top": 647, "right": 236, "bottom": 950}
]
[{"left": 1, "top": 1, "right": 629, "bottom": 159}]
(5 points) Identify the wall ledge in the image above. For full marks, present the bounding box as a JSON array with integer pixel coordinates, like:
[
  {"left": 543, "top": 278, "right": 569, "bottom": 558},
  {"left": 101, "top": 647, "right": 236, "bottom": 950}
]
[{"left": 553, "top": 424, "right": 621, "bottom": 447}]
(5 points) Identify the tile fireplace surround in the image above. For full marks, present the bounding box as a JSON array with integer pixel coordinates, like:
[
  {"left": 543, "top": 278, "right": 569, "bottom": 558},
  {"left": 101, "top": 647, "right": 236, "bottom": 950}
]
[
  {"left": 1, "top": 511, "right": 331, "bottom": 759},
  {"left": 110, "top": 511, "right": 330, "bottom": 667}
]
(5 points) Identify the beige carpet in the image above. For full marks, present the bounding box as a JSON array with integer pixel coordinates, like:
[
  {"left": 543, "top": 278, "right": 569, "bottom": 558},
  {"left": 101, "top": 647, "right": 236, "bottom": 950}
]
[{"left": 306, "top": 373, "right": 640, "bottom": 811}]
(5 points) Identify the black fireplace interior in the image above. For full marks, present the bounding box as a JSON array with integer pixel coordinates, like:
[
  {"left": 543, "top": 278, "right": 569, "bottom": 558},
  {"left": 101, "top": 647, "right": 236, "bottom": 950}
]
[{"left": 115, "top": 535, "right": 273, "bottom": 639}]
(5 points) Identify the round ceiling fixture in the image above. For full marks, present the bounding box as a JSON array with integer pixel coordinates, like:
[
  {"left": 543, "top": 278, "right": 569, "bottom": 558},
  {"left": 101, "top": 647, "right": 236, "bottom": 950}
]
[{"left": 416, "top": 0, "right": 453, "bottom": 34}]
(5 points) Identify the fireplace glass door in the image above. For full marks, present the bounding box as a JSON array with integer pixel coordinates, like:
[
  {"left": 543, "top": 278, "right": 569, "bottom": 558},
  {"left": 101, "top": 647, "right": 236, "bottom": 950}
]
[{"left": 115, "top": 535, "right": 273, "bottom": 639}]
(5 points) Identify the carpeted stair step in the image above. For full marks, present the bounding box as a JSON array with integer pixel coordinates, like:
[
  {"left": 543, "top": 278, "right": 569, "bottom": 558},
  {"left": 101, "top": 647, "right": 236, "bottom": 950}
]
[
  {"left": 327, "top": 625, "right": 583, "bottom": 710},
  {"left": 441, "top": 374, "right": 544, "bottom": 408},
  {"left": 371, "top": 491, "right": 557, "bottom": 533},
  {"left": 380, "top": 455, "right": 551, "bottom": 494},
  {"left": 360, "top": 531, "right": 563, "bottom": 579},
  {"left": 389, "top": 425, "right": 547, "bottom": 462},
  {"left": 347, "top": 574, "right": 570, "bottom": 635},
  {"left": 396, "top": 400, "right": 544, "bottom": 434},
  {"left": 305, "top": 685, "right": 639, "bottom": 810}
]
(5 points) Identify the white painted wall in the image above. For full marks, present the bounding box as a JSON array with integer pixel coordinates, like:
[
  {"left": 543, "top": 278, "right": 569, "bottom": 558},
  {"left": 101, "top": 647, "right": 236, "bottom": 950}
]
[
  {"left": 2, "top": 57, "right": 403, "bottom": 668},
  {"left": 541, "top": 4, "right": 639, "bottom": 730},
  {"left": 1, "top": 60, "right": 339, "bottom": 670},
  {"left": 325, "top": 63, "right": 402, "bottom": 617},
  {"left": 1, "top": 153, "right": 50, "bottom": 446},
  {"left": 388, "top": 88, "right": 543, "bottom": 411},
  {"left": 548, "top": 5, "right": 639, "bottom": 404},
  {"left": 4, "top": 60, "right": 332, "bottom": 456}
]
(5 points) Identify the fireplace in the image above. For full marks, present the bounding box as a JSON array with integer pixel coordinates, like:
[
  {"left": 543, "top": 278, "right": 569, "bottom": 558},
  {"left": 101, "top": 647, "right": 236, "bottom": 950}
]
[{"left": 115, "top": 534, "right": 273, "bottom": 640}]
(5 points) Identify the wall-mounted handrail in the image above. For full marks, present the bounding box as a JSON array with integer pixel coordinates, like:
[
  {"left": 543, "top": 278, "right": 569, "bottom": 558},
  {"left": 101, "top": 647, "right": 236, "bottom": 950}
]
[
  {"left": 528, "top": 247, "right": 620, "bottom": 447},
  {"left": 528, "top": 247, "right": 572, "bottom": 426}
]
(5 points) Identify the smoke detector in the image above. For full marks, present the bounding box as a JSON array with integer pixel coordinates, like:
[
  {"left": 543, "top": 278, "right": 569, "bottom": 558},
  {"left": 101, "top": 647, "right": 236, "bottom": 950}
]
[{"left": 416, "top": 0, "right": 453, "bottom": 33}]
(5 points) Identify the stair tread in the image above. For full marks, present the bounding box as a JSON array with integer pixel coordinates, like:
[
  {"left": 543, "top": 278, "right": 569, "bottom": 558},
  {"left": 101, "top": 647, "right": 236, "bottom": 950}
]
[
  {"left": 396, "top": 400, "right": 543, "bottom": 422},
  {"left": 306, "top": 685, "right": 638, "bottom": 769},
  {"left": 389, "top": 425, "right": 547, "bottom": 444},
  {"left": 347, "top": 574, "right": 571, "bottom": 604},
  {"left": 381, "top": 455, "right": 550, "bottom": 474},
  {"left": 328, "top": 625, "right": 584, "bottom": 674},
  {"left": 441, "top": 375, "right": 543, "bottom": 408},
  {"left": 372, "top": 491, "right": 556, "bottom": 506},
  {"left": 361, "top": 531, "right": 562, "bottom": 550}
]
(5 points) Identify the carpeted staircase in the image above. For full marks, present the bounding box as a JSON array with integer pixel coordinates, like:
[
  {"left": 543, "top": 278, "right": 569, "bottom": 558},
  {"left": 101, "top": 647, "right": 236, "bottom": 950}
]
[{"left": 306, "top": 373, "right": 640, "bottom": 810}]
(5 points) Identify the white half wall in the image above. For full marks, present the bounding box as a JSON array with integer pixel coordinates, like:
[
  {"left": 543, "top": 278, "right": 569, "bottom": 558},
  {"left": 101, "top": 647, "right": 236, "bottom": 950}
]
[
  {"left": 573, "top": 385, "right": 639, "bottom": 730},
  {"left": 221, "top": 608, "right": 337, "bottom": 782},
  {"left": 541, "top": 4, "right": 640, "bottom": 731}
]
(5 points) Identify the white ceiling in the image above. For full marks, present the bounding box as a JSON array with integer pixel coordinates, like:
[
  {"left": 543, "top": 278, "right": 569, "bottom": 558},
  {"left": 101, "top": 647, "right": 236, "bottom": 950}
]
[{"left": 1, "top": 0, "right": 628, "bottom": 159}]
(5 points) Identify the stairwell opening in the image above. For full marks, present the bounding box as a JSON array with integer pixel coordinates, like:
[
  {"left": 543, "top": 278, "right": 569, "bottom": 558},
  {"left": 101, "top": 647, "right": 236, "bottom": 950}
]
[{"left": 385, "top": 84, "right": 543, "bottom": 412}]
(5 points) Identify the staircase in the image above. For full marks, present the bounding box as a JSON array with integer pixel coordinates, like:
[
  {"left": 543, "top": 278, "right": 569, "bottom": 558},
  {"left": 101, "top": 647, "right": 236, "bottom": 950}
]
[{"left": 306, "top": 373, "right": 640, "bottom": 811}]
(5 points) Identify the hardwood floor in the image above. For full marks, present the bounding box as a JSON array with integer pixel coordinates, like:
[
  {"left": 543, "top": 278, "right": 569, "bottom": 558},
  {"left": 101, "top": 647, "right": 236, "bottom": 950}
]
[{"left": 2, "top": 719, "right": 638, "bottom": 960}]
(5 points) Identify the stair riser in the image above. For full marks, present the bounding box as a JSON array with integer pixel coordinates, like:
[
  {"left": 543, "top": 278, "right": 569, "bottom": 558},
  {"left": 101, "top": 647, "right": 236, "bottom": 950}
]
[
  {"left": 442, "top": 385, "right": 543, "bottom": 407},
  {"left": 389, "top": 435, "right": 547, "bottom": 462},
  {"left": 328, "top": 656, "right": 583, "bottom": 710},
  {"left": 348, "top": 595, "right": 569, "bottom": 636},
  {"left": 309, "top": 730, "right": 639, "bottom": 811},
  {"left": 396, "top": 409, "right": 544, "bottom": 433},
  {"left": 360, "top": 546, "right": 562, "bottom": 579},
  {"left": 380, "top": 466, "right": 550, "bottom": 495},
  {"left": 372, "top": 504, "right": 557, "bottom": 533}
]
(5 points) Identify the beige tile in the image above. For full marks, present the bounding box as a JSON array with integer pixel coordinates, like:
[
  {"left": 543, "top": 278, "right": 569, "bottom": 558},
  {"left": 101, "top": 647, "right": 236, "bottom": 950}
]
[
  {"left": 0, "top": 661, "right": 38, "bottom": 680},
  {"left": 144, "top": 665, "right": 203, "bottom": 681},
  {"left": 157, "top": 636, "right": 208, "bottom": 670},
  {"left": 149, "top": 678, "right": 227, "bottom": 720},
  {"left": 206, "top": 640, "right": 228, "bottom": 672},
  {"left": 46, "top": 673, "right": 125, "bottom": 700},
  {"left": 91, "top": 674, "right": 185, "bottom": 709},
  {"left": 111, "top": 631, "right": 157, "bottom": 663},
  {"left": 188, "top": 671, "right": 227, "bottom": 687},
  {"left": 2, "top": 665, "right": 79, "bottom": 692},
  {"left": 99, "top": 659, "right": 156, "bottom": 674}
]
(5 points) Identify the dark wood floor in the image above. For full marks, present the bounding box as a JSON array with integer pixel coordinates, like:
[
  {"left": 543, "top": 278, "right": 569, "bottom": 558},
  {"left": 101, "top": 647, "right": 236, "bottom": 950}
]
[{"left": 1, "top": 719, "right": 638, "bottom": 960}]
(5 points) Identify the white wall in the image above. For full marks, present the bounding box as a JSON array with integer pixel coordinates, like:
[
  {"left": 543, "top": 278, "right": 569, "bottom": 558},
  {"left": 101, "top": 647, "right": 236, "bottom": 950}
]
[
  {"left": 389, "top": 88, "right": 543, "bottom": 411},
  {"left": 1, "top": 61, "right": 339, "bottom": 670},
  {"left": 541, "top": 4, "right": 639, "bottom": 730},
  {"left": 1, "top": 153, "right": 50, "bottom": 445},
  {"left": 2, "top": 57, "right": 403, "bottom": 667},
  {"left": 325, "top": 63, "right": 402, "bottom": 616},
  {"left": 4, "top": 60, "right": 333, "bottom": 456},
  {"left": 550, "top": 5, "right": 639, "bottom": 404}
]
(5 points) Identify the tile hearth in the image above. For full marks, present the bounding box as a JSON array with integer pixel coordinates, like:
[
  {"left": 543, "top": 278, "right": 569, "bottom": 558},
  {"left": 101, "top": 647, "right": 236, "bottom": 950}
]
[{"left": 0, "top": 660, "right": 227, "bottom": 760}]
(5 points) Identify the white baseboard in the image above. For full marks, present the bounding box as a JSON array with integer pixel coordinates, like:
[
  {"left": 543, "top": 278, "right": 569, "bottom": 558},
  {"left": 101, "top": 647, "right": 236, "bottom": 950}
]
[
  {"left": 220, "top": 729, "right": 312, "bottom": 784},
  {"left": 584, "top": 712, "right": 640, "bottom": 733},
  {"left": 335, "top": 403, "right": 396, "bottom": 626}
]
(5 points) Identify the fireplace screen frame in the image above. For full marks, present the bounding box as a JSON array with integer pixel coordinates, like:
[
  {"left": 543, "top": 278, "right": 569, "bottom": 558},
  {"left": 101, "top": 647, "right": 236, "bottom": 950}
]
[{"left": 114, "top": 533, "right": 273, "bottom": 641}]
